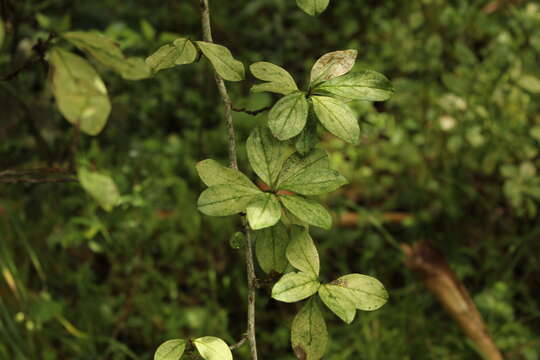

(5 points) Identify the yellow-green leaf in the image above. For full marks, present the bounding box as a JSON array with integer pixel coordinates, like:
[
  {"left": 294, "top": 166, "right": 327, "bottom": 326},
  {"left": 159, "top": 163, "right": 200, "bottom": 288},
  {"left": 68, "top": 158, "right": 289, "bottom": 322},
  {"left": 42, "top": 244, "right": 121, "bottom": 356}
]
[
  {"left": 268, "top": 92, "right": 309, "bottom": 140},
  {"left": 310, "top": 49, "right": 357, "bottom": 86},
  {"left": 296, "top": 0, "right": 330, "bottom": 16},
  {"left": 63, "top": 31, "right": 151, "bottom": 80},
  {"left": 254, "top": 221, "right": 290, "bottom": 274},
  {"left": 286, "top": 226, "right": 320, "bottom": 277},
  {"left": 246, "top": 193, "right": 282, "bottom": 230},
  {"left": 280, "top": 195, "right": 331, "bottom": 230},
  {"left": 196, "top": 41, "right": 244, "bottom": 82},
  {"left": 318, "top": 284, "right": 356, "bottom": 324},
  {"left": 193, "top": 337, "right": 232, "bottom": 360},
  {"left": 334, "top": 274, "right": 389, "bottom": 311},
  {"left": 196, "top": 159, "right": 258, "bottom": 189},
  {"left": 316, "top": 71, "right": 394, "bottom": 101},
  {"left": 250, "top": 62, "right": 298, "bottom": 95},
  {"left": 291, "top": 298, "right": 328, "bottom": 360},
  {"left": 48, "top": 47, "right": 111, "bottom": 135},
  {"left": 78, "top": 168, "right": 120, "bottom": 212},
  {"left": 247, "top": 126, "right": 290, "bottom": 188},
  {"left": 145, "top": 38, "right": 197, "bottom": 74},
  {"left": 272, "top": 272, "right": 320, "bottom": 303},
  {"left": 312, "top": 96, "right": 359, "bottom": 144},
  {"left": 154, "top": 339, "right": 186, "bottom": 360},
  {"left": 197, "top": 184, "right": 261, "bottom": 216}
]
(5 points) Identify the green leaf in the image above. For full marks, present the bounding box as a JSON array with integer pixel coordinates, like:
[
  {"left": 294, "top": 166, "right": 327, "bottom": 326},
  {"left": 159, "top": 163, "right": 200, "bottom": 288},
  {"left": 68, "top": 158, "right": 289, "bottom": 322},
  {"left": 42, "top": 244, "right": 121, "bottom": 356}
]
[
  {"left": 268, "top": 92, "right": 309, "bottom": 141},
  {"left": 154, "top": 339, "right": 186, "bottom": 360},
  {"left": 277, "top": 149, "right": 329, "bottom": 188},
  {"left": 48, "top": 48, "right": 111, "bottom": 135},
  {"left": 295, "top": 115, "right": 319, "bottom": 156},
  {"left": 316, "top": 71, "right": 394, "bottom": 101},
  {"left": 197, "top": 184, "right": 261, "bottom": 216},
  {"left": 250, "top": 62, "right": 298, "bottom": 95},
  {"left": 196, "top": 159, "right": 258, "bottom": 190},
  {"left": 310, "top": 50, "right": 357, "bottom": 86},
  {"left": 296, "top": 0, "right": 330, "bottom": 16},
  {"left": 145, "top": 38, "right": 197, "bottom": 74},
  {"left": 286, "top": 226, "right": 320, "bottom": 277},
  {"left": 78, "top": 168, "right": 120, "bottom": 212},
  {"left": 318, "top": 284, "right": 356, "bottom": 324},
  {"left": 120, "top": 57, "right": 152, "bottom": 80},
  {"left": 291, "top": 298, "right": 328, "bottom": 360},
  {"left": 254, "top": 221, "right": 290, "bottom": 273},
  {"left": 334, "top": 274, "right": 389, "bottom": 311},
  {"left": 312, "top": 96, "right": 359, "bottom": 144},
  {"left": 63, "top": 31, "right": 151, "bottom": 80},
  {"left": 272, "top": 272, "right": 320, "bottom": 303},
  {"left": 246, "top": 193, "right": 282, "bottom": 230},
  {"left": 196, "top": 41, "right": 245, "bottom": 82},
  {"left": 193, "top": 337, "right": 232, "bottom": 360},
  {"left": 246, "top": 126, "right": 290, "bottom": 188},
  {"left": 280, "top": 195, "right": 332, "bottom": 230},
  {"left": 279, "top": 168, "right": 347, "bottom": 195}
]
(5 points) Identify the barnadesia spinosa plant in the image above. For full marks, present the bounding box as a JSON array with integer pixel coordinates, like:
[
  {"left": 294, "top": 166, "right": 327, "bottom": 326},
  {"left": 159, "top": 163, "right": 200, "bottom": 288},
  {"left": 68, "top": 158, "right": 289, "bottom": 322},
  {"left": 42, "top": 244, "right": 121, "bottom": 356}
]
[{"left": 38, "top": 1, "right": 394, "bottom": 359}]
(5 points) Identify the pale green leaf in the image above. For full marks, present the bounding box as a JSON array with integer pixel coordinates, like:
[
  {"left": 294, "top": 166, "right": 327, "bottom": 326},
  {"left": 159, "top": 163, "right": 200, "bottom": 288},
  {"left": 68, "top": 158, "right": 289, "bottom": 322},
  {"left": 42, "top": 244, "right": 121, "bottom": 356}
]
[
  {"left": 120, "top": 57, "right": 152, "bottom": 80},
  {"left": 78, "top": 168, "right": 120, "bottom": 212},
  {"left": 246, "top": 193, "right": 282, "bottom": 230},
  {"left": 296, "top": 0, "right": 330, "bottom": 16},
  {"left": 280, "top": 195, "right": 332, "bottom": 230},
  {"left": 279, "top": 168, "right": 347, "bottom": 195},
  {"left": 246, "top": 126, "right": 290, "bottom": 188},
  {"left": 250, "top": 62, "right": 298, "bottom": 95},
  {"left": 63, "top": 31, "right": 151, "bottom": 80},
  {"left": 196, "top": 159, "right": 258, "bottom": 189},
  {"left": 310, "top": 49, "right": 357, "bottom": 86},
  {"left": 154, "top": 339, "right": 186, "bottom": 360},
  {"left": 276, "top": 149, "right": 329, "bottom": 188},
  {"left": 268, "top": 92, "right": 309, "bottom": 140},
  {"left": 254, "top": 221, "right": 290, "bottom": 273},
  {"left": 196, "top": 41, "right": 245, "bottom": 82},
  {"left": 197, "top": 184, "right": 261, "bottom": 216},
  {"left": 312, "top": 96, "right": 359, "bottom": 144},
  {"left": 193, "top": 337, "right": 232, "bottom": 360},
  {"left": 145, "top": 38, "right": 197, "bottom": 73},
  {"left": 291, "top": 298, "right": 328, "bottom": 360},
  {"left": 48, "top": 47, "right": 111, "bottom": 135},
  {"left": 316, "top": 71, "right": 394, "bottom": 101},
  {"left": 286, "top": 226, "right": 320, "bottom": 277},
  {"left": 318, "top": 284, "right": 356, "bottom": 324},
  {"left": 272, "top": 272, "right": 320, "bottom": 303},
  {"left": 334, "top": 274, "right": 389, "bottom": 311}
]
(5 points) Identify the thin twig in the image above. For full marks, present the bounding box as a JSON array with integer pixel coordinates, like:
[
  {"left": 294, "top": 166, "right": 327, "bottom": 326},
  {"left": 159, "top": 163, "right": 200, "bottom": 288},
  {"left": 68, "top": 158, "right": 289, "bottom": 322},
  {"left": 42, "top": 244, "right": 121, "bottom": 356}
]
[
  {"left": 0, "top": 177, "right": 77, "bottom": 184},
  {"left": 229, "top": 333, "right": 248, "bottom": 350},
  {"left": 198, "top": 1, "right": 258, "bottom": 359},
  {"left": 232, "top": 105, "right": 272, "bottom": 116},
  {"left": 1, "top": 32, "right": 56, "bottom": 81}
]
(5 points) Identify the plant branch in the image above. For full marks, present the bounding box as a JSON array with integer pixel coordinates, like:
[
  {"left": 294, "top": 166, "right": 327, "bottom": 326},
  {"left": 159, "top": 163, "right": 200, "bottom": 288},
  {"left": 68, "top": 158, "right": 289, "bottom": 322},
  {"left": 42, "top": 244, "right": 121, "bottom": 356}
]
[
  {"left": 229, "top": 333, "right": 247, "bottom": 350},
  {"left": 232, "top": 105, "right": 272, "bottom": 116},
  {"left": 1, "top": 32, "right": 56, "bottom": 81},
  {"left": 198, "top": 1, "right": 258, "bottom": 359}
]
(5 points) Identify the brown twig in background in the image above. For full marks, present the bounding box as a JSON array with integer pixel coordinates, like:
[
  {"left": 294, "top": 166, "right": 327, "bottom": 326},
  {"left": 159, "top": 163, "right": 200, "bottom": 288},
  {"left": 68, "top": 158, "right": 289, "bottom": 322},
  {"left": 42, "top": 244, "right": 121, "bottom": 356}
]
[
  {"left": 0, "top": 167, "right": 76, "bottom": 184},
  {"left": 232, "top": 105, "right": 272, "bottom": 116},
  {"left": 483, "top": 0, "right": 523, "bottom": 14},
  {"left": 402, "top": 241, "right": 503, "bottom": 360}
]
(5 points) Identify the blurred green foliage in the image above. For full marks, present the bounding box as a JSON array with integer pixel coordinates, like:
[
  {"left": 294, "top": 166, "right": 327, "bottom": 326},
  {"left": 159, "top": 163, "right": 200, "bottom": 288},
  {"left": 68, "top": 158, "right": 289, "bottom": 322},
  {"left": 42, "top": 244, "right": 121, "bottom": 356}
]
[{"left": 1, "top": 0, "right": 539, "bottom": 359}]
